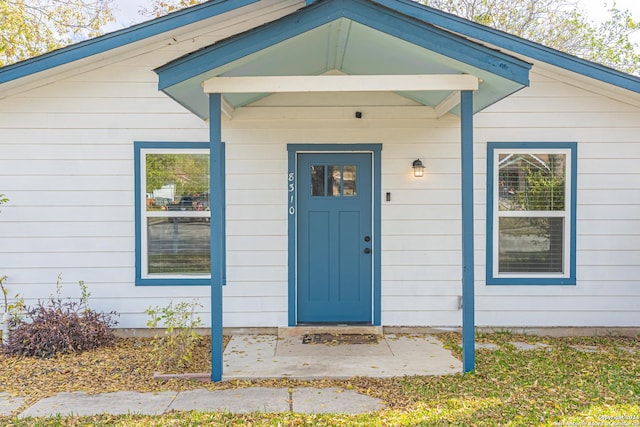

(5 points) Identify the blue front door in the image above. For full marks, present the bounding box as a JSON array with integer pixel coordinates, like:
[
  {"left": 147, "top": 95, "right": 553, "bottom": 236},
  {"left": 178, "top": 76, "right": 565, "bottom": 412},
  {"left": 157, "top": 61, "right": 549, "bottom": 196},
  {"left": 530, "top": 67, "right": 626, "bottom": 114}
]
[{"left": 297, "top": 153, "right": 373, "bottom": 323}]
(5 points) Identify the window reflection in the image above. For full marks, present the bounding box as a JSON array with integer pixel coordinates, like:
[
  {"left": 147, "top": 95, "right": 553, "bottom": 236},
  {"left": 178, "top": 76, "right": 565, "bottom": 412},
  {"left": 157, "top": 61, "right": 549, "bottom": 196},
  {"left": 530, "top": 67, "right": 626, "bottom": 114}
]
[
  {"left": 343, "top": 165, "right": 357, "bottom": 196},
  {"left": 498, "top": 217, "right": 564, "bottom": 273},
  {"left": 147, "top": 217, "right": 211, "bottom": 274},
  {"left": 498, "top": 153, "right": 566, "bottom": 212},
  {"left": 310, "top": 164, "right": 358, "bottom": 197},
  {"left": 311, "top": 165, "right": 325, "bottom": 197},
  {"left": 145, "top": 153, "right": 210, "bottom": 212},
  {"left": 143, "top": 152, "right": 211, "bottom": 276},
  {"left": 328, "top": 165, "right": 341, "bottom": 197}
]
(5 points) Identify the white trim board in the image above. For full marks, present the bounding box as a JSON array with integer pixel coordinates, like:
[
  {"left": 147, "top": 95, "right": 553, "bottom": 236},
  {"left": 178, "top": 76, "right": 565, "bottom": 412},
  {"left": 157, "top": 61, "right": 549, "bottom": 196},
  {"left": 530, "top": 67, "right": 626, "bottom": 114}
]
[{"left": 203, "top": 74, "right": 480, "bottom": 93}]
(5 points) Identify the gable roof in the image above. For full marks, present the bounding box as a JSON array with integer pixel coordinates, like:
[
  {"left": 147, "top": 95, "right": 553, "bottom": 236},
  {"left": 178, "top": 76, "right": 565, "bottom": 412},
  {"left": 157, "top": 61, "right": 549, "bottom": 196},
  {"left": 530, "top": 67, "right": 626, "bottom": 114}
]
[
  {"left": 378, "top": 0, "right": 640, "bottom": 93},
  {"left": 154, "top": 0, "right": 532, "bottom": 118},
  {"left": 0, "top": 0, "right": 638, "bottom": 95},
  {"left": 0, "top": 0, "right": 262, "bottom": 85}
]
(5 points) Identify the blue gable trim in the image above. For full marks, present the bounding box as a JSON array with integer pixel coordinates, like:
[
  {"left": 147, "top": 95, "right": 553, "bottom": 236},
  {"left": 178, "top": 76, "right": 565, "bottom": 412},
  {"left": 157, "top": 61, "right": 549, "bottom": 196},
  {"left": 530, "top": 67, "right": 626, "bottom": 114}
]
[
  {"left": 0, "top": 0, "right": 258, "bottom": 85},
  {"left": 373, "top": 0, "right": 640, "bottom": 93},
  {"left": 155, "top": 0, "right": 531, "bottom": 90}
]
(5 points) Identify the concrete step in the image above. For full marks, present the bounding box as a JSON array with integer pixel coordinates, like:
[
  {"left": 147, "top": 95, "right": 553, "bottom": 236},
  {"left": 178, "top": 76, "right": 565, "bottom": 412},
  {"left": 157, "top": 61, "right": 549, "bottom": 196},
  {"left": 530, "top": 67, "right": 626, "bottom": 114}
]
[{"left": 277, "top": 325, "right": 383, "bottom": 338}]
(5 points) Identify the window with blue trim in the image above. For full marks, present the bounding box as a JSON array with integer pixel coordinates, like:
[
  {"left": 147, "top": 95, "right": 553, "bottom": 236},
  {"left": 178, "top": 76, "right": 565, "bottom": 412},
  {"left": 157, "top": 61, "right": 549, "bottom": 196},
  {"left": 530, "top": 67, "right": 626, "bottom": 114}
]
[
  {"left": 135, "top": 142, "right": 211, "bottom": 285},
  {"left": 487, "top": 142, "right": 576, "bottom": 285}
]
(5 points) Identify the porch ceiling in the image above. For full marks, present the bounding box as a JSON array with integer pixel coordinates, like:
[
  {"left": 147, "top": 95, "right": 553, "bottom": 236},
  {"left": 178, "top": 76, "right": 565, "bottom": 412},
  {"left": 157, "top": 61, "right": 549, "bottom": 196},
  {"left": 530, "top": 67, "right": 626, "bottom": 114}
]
[{"left": 156, "top": 0, "right": 531, "bottom": 119}]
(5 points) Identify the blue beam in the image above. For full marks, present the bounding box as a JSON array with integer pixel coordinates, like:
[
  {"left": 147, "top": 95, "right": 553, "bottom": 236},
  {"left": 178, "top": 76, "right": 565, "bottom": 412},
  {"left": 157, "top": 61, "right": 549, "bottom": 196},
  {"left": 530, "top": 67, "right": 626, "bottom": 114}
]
[
  {"left": 461, "top": 90, "right": 475, "bottom": 373},
  {"left": 210, "top": 93, "right": 225, "bottom": 382},
  {"left": 286, "top": 149, "right": 296, "bottom": 327},
  {"left": 373, "top": 146, "right": 382, "bottom": 326}
]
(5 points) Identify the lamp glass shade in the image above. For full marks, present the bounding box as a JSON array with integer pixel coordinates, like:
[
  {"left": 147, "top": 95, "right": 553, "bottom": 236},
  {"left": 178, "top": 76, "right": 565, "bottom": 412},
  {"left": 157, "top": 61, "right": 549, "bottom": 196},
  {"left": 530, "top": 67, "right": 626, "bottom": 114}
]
[{"left": 412, "top": 159, "right": 425, "bottom": 177}]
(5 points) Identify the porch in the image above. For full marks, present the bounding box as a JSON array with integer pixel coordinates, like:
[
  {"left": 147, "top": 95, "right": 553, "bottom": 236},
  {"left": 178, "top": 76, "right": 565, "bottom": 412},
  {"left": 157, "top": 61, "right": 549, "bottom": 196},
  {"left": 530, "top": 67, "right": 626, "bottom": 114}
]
[
  {"left": 152, "top": 0, "right": 532, "bottom": 381},
  {"left": 222, "top": 327, "right": 461, "bottom": 379}
]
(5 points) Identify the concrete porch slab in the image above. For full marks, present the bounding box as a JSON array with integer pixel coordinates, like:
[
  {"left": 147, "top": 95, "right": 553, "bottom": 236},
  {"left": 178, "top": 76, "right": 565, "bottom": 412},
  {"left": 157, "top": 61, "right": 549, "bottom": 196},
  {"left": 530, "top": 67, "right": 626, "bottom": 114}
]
[{"left": 222, "top": 334, "right": 461, "bottom": 380}]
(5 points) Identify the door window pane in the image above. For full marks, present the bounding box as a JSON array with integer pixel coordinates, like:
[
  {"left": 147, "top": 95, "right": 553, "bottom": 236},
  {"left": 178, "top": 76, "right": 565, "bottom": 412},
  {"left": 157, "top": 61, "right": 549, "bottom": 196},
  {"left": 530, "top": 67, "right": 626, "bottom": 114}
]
[
  {"left": 311, "top": 165, "right": 325, "bottom": 197},
  {"left": 343, "top": 165, "right": 357, "bottom": 196},
  {"left": 328, "top": 165, "right": 341, "bottom": 197},
  {"left": 498, "top": 217, "right": 564, "bottom": 273},
  {"left": 310, "top": 164, "right": 358, "bottom": 197}
]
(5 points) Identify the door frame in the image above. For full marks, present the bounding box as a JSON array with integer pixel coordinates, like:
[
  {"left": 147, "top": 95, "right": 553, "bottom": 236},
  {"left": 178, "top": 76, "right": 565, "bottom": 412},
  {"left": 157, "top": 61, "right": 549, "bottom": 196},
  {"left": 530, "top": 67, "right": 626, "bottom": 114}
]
[{"left": 286, "top": 144, "right": 382, "bottom": 326}]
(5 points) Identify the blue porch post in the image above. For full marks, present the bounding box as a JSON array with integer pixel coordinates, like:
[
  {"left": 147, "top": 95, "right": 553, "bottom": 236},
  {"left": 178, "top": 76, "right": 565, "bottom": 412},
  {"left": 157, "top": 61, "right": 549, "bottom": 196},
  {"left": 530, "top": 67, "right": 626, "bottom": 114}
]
[
  {"left": 461, "top": 90, "right": 475, "bottom": 373},
  {"left": 209, "top": 93, "right": 226, "bottom": 382}
]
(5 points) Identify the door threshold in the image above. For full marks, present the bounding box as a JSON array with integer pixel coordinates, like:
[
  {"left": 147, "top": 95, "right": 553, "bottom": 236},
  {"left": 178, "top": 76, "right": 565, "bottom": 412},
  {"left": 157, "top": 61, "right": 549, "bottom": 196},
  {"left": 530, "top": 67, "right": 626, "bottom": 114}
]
[{"left": 278, "top": 325, "right": 383, "bottom": 338}]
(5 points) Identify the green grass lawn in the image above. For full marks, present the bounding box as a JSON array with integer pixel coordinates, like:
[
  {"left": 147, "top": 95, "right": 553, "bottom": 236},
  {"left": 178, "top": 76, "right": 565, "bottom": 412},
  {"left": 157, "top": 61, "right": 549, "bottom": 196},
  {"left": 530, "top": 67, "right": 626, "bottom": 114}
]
[{"left": 2, "top": 333, "right": 638, "bottom": 426}]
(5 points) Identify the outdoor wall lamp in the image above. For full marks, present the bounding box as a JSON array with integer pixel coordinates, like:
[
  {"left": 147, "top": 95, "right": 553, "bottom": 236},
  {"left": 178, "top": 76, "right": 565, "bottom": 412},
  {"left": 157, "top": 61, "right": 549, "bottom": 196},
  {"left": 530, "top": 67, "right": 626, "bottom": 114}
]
[{"left": 412, "top": 159, "right": 425, "bottom": 177}]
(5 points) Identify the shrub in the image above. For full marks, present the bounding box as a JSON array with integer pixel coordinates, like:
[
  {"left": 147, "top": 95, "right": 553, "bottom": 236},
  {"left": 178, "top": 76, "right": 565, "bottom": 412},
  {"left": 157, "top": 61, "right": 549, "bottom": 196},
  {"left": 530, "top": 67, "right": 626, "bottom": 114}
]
[
  {"left": 4, "top": 275, "right": 118, "bottom": 358},
  {"left": 146, "top": 299, "right": 203, "bottom": 371},
  {"left": 0, "top": 275, "right": 26, "bottom": 340}
]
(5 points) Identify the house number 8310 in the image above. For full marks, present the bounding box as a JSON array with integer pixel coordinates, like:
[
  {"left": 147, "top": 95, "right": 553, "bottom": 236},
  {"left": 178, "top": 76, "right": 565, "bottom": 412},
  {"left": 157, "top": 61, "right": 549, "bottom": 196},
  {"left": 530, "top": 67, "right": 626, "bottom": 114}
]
[{"left": 288, "top": 173, "right": 295, "bottom": 215}]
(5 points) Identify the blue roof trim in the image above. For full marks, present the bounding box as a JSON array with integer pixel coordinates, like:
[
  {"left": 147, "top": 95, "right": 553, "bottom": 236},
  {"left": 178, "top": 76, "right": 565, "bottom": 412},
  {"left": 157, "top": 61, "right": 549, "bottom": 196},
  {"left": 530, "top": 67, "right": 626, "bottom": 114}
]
[
  {"left": 0, "top": 0, "right": 259, "bottom": 85},
  {"left": 372, "top": 0, "right": 640, "bottom": 93},
  {"left": 155, "top": 0, "right": 531, "bottom": 90}
]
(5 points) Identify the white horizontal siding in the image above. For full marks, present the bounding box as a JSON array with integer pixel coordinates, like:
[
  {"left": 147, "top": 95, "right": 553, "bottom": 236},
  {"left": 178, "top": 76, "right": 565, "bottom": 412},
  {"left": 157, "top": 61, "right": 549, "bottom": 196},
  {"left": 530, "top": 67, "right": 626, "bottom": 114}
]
[
  {"left": 577, "top": 236, "right": 640, "bottom": 251},
  {"left": 1, "top": 237, "right": 132, "bottom": 253},
  {"left": 0, "top": 97, "right": 186, "bottom": 114},
  {"left": 0, "top": 49, "right": 212, "bottom": 328},
  {"left": 470, "top": 68, "right": 640, "bottom": 327},
  {"left": 382, "top": 310, "right": 461, "bottom": 326},
  {"left": 478, "top": 311, "right": 639, "bottom": 328},
  {"left": 2, "top": 252, "right": 133, "bottom": 268},
  {"left": 0, "top": 221, "right": 133, "bottom": 238},
  {"left": 0, "top": 0, "right": 306, "bottom": 327},
  {"left": 382, "top": 266, "right": 461, "bottom": 281},
  {"left": 226, "top": 220, "right": 285, "bottom": 235},
  {"left": 576, "top": 220, "right": 640, "bottom": 235},
  {"left": 2, "top": 176, "right": 133, "bottom": 191},
  {"left": 0, "top": 129, "right": 208, "bottom": 143},
  {"left": 1, "top": 159, "right": 132, "bottom": 176},
  {"left": 1, "top": 42, "right": 639, "bottom": 330}
]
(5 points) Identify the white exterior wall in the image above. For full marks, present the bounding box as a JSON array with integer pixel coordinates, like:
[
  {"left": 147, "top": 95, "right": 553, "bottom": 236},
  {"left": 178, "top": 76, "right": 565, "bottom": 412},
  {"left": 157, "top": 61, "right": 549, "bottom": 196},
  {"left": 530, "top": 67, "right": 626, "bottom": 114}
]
[
  {"left": 0, "top": 52, "right": 212, "bottom": 328},
  {"left": 474, "top": 70, "right": 640, "bottom": 327},
  {"left": 1, "top": 41, "right": 639, "bottom": 328}
]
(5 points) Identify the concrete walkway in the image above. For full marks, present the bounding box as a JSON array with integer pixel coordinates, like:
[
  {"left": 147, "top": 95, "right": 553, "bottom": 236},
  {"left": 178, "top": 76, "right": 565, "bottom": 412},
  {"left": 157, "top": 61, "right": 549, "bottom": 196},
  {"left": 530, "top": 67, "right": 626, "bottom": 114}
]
[
  {"left": 2, "top": 332, "right": 461, "bottom": 419},
  {"left": 17, "top": 387, "right": 385, "bottom": 418}
]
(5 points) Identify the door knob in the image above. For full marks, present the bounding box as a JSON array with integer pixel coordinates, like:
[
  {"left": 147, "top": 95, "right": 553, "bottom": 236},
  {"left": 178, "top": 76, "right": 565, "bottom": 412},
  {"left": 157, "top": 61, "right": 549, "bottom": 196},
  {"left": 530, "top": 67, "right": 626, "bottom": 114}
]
[
  {"left": 364, "top": 236, "right": 371, "bottom": 242},
  {"left": 364, "top": 248, "right": 371, "bottom": 254}
]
